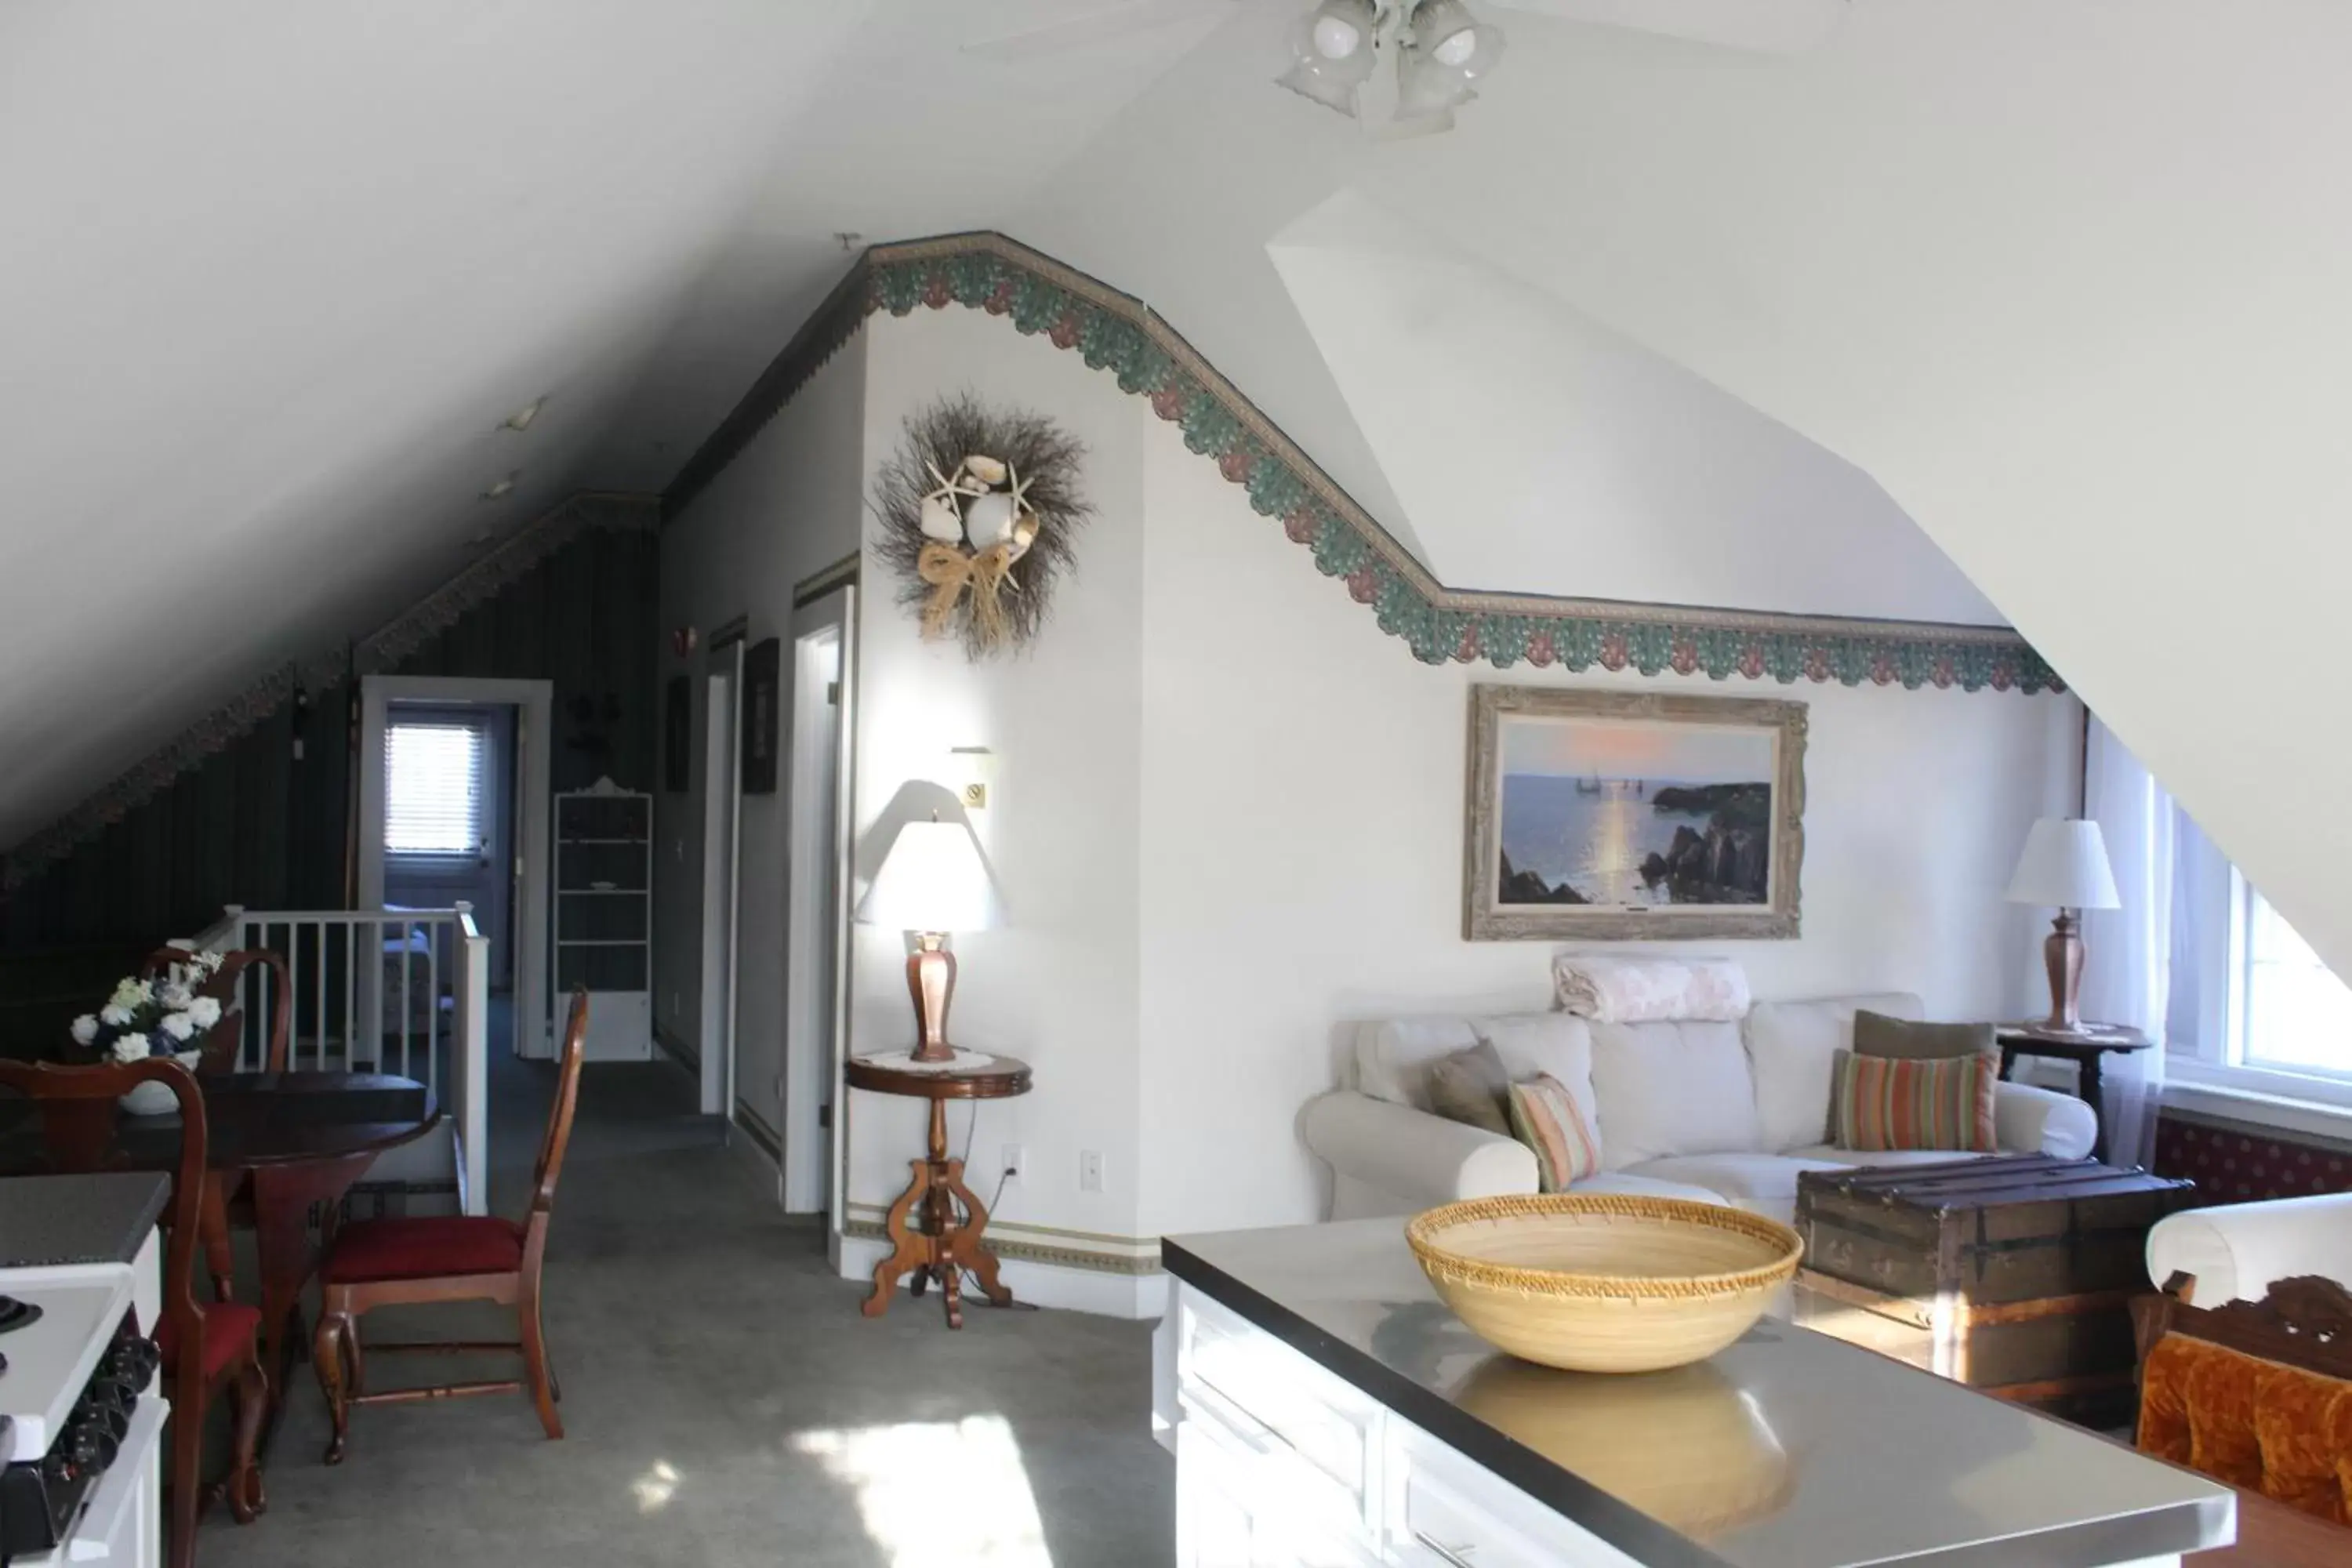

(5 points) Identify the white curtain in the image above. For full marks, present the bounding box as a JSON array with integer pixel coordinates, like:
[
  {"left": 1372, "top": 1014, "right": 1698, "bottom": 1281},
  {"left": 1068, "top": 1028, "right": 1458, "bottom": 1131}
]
[{"left": 2077, "top": 720, "right": 2175, "bottom": 1167}]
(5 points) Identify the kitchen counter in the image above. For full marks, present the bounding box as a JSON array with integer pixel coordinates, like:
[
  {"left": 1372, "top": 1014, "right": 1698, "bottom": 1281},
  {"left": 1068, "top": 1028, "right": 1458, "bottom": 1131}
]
[
  {"left": 1163, "top": 1217, "right": 2235, "bottom": 1568},
  {"left": 0, "top": 1172, "right": 172, "bottom": 1269}
]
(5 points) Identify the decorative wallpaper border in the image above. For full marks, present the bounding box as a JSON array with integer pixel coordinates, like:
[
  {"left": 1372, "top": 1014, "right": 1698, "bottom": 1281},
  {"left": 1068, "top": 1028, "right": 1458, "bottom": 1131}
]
[
  {"left": 2, "top": 492, "right": 660, "bottom": 889},
  {"left": 843, "top": 1204, "right": 1164, "bottom": 1277},
  {"left": 663, "top": 230, "right": 2060, "bottom": 695}
]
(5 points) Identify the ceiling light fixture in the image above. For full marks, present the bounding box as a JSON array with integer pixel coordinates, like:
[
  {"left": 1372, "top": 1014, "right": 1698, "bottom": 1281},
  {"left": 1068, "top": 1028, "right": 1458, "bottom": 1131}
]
[
  {"left": 500, "top": 397, "right": 546, "bottom": 433},
  {"left": 481, "top": 472, "right": 518, "bottom": 501},
  {"left": 1276, "top": 0, "right": 1379, "bottom": 118},
  {"left": 1399, "top": 0, "right": 1505, "bottom": 115},
  {"left": 1276, "top": 0, "right": 1504, "bottom": 129}
]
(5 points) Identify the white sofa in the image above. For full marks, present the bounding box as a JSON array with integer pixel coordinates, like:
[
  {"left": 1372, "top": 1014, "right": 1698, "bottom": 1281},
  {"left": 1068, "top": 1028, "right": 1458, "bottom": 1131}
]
[
  {"left": 2147, "top": 1189, "right": 2352, "bottom": 1305},
  {"left": 1302, "top": 992, "right": 2099, "bottom": 1227}
]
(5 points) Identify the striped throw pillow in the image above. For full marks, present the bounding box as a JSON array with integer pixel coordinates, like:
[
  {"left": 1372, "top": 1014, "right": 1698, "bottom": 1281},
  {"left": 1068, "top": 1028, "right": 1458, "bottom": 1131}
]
[
  {"left": 1830, "top": 1047, "right": 1999, "bottom": 1153},
  {"left": 1507, "top": 1073, "right": 1603, "bottom": 1192}
]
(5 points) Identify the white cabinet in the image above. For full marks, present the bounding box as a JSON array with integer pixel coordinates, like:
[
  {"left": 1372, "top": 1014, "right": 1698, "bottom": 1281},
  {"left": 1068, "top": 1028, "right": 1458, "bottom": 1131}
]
[{"left": 1160, "top": 1282, "right": 1644, "bottom": 1568}]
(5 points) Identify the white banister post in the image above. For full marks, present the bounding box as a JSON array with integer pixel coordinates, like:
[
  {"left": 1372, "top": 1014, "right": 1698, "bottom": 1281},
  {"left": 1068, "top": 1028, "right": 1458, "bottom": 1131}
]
[{"left": 452, "top": 906, "right": 490, "bottom": 1217}]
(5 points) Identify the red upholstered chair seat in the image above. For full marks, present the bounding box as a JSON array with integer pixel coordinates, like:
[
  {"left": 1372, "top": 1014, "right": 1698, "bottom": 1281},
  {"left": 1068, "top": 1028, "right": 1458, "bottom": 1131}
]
[
  {"left": 158, "top": 1302, "right": 263, "bottom": 1382},
  {"left": 323, "top": 1216, "right": 524, "bottom": 1284}
]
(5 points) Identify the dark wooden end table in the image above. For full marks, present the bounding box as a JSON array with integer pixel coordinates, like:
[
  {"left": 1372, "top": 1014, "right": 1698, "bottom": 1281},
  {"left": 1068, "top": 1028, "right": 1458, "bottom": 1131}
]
[
  {"left": 1994, "top": 1022, "right": 2156, "bottom": 1163},
  {"left": 845, "top": 1051, "right": 1031, "bottom": 1330}
]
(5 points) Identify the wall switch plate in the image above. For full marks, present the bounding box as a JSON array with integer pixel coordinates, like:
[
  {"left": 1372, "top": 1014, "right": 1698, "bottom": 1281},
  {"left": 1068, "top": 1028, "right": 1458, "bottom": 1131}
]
[
  {"left": 1001, "top": 1143, "right": 1025, "bottom": 1179},
  {"left": 1079, "top": 1149, "right": 1104, "bottom": 1193}
]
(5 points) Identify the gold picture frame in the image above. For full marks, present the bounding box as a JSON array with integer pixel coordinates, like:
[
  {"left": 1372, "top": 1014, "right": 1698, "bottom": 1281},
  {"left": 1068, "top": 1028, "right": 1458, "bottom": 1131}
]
[{"left": 1464, "top": 685, "right": 1807, "bottom": 942}]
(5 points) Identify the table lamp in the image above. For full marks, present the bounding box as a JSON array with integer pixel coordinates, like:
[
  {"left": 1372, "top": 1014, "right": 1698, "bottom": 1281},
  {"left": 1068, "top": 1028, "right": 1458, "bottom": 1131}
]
[
  {"left": 2004, "top": 817, "right": 2121, "bottom": 1033},
  {"left": 856, "top": 815, "right": 1004, "bottom": 1063}
]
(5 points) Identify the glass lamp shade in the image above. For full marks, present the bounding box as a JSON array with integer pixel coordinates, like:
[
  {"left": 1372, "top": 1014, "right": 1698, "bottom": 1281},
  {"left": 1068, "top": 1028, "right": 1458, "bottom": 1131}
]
[
  {"left": 1398, "top": 0, "right": 1504, "bottom": 115},
  {"left": 2004, "top": 818, "right": 2122, "bottom": 910},
  {"left": 855, "top": 819, "right": 1004, "bottom": 933},
  {"left": 1278, "top": 0, "right": 1378, "bottom": 117}
]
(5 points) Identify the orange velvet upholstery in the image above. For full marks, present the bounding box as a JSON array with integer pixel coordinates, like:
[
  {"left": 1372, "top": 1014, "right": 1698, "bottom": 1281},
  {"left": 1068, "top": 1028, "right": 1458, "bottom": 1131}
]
[
  {"left": 322, "top": 1216, "right": 524, "bottom": 1284},
  {"left": 2140, "top": 1334, "right": 2352, "bottom": 1525}
]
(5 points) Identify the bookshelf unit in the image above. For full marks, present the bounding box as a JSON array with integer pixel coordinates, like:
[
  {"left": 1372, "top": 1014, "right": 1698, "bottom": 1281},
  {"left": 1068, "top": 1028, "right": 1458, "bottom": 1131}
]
[{"left": 554, "top": 782, "right": 652, "bottom": 1061}]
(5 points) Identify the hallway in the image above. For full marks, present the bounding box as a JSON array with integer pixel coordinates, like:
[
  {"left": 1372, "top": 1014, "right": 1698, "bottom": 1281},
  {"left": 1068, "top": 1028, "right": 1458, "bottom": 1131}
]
[{"left": 219, "top": 1054, "right": 1173, "bottom": 1567}]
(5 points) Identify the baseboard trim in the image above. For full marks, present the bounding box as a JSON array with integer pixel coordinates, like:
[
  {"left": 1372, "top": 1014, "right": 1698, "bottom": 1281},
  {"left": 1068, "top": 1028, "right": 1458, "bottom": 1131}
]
[
  {"left": 841, "top": 1203, "right": 1162, "bottom": 1276},
  {"left": 654, "top": 1021, "right": 699, "bottom": 1073},
  {"left": 733, "top": 1099, "right": 784, "bottom": 1164},
  {"left": 836, "top": 1234, "right": 1168, "bottom": 1320}
]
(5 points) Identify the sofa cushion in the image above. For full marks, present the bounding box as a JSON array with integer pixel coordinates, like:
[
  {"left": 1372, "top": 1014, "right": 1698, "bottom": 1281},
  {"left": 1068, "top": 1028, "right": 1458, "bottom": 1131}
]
[
  {"left": 1744, "top": 993, "right": 1924, "bottom": 1154},
  {"left": 1426, "top": 1042, "right": 1513, "bottom": 1134},
  {"left": 1567, "top": 1170, "right": 1729, "bottom": 1207},
  {"left": 1624, "top": 1152, "right": 1852, "bottom": 1222},
  {"left": 1355, "top": 1018, "right": 1483, "bottom": 1109},
  {"left": 1475, "top": 1011, "right": 1598, "bottom": 1115},
  {"left": 1588, "top": 1018, "right": 1760, "bottom": 1171},
  {"left": 1855, "top": 1011, "right": 1995, "bottom": 1061},
  {"left": 1828, "top": 1048, "right": 2000, "bottom": 1153},
  {"left": 1508, "top": 1074, "right": 1604, "bottom": 1192}
]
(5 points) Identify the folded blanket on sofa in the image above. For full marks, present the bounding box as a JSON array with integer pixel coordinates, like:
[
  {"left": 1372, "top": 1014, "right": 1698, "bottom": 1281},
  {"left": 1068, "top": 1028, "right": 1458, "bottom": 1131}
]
[{"left": 1551, "top": 955, "right": 1751, "bottom": 1024}]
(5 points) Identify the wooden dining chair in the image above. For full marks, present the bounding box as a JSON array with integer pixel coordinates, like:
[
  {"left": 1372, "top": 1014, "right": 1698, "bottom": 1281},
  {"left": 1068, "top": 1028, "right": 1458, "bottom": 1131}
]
[
  {"left": 310, "top": 987, "right": 587, "bottom": 1464},
  {"left": 0, "top": 1056, "right": 267, "bottom": 1568},
  {"left": 137, "top": 947, "right": 293, "bottom": 1073}
]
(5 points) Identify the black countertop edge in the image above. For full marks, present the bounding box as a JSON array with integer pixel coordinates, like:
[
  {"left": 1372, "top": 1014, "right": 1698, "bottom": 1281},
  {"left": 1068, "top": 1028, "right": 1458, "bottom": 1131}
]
[
  {"left": 0, "top": 1172, "right": 172, "bottom": 1270},
  {"left": 1162, "top": 1237, "right": 1727, "bottom": 1568}
]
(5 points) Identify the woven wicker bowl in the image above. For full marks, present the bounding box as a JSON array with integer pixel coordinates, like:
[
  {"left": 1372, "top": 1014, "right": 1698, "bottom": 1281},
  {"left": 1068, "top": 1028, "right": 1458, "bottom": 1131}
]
[{"left": 1406, "top": 1194, "right": 1803, "bottom": 1374}]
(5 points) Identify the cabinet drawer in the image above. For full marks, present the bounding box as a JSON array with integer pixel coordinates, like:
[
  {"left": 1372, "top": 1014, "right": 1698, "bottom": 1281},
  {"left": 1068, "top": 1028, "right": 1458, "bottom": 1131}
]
[
  {"left": 1389, "top": 1421, "right": 1645, "bottom": 1568},
  {"left": 1181, "top": 1294, "right": 1380, "bottom": 1519}
]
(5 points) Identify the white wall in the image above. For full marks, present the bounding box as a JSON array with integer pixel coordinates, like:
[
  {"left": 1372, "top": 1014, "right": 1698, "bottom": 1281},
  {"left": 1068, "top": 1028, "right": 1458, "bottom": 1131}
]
[
  {"left": 831, "top": 309, "right": 2069, "bottom": 1260},
  {"left": 658, "top": 335, "right": 868, "bottom": 1145},
  {"left": 1134, "top": 416, "right": 2072, "bottom": 1237},
  {"left": 844, "top": 308, "right": 1149, "bottom": 1248}
]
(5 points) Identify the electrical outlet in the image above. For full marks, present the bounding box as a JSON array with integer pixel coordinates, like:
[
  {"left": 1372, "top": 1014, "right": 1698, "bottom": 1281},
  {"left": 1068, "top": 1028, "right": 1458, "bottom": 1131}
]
[
  {"left": 1001, "top": 1143, "right": 1025, "bottom": 1179},
  {"left": 1079, "top": 1149, "right": 1104, "bottom": 1193}
]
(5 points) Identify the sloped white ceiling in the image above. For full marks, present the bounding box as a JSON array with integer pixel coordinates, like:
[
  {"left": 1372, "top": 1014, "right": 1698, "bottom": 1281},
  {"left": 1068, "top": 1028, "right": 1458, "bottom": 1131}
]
[{"left": 1267, "top": 188, "right": 1996, "bottom": 620}]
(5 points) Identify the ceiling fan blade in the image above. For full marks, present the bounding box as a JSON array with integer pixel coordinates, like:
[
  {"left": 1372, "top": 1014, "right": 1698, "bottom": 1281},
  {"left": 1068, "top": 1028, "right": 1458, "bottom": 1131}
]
[{"left": 961, "top": 0, "right": 1239, "bottom": 60}]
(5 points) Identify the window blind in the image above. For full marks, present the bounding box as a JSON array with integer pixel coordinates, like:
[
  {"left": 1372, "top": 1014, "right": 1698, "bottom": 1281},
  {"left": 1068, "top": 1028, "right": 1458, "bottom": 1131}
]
[{"left": 385, "top": 718, "right": 489, "bottom": 858}]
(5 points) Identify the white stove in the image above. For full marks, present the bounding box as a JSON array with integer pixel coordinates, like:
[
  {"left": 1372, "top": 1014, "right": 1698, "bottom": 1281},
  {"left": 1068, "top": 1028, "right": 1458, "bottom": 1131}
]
[{"left": 0, "top": 1245, "right": 164, "bottom": 1568}]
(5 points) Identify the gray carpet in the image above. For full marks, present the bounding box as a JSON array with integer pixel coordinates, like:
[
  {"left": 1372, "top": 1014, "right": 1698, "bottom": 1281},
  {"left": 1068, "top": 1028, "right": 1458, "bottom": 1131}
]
[{"left": 209, "top": 1051, "right": 1174, "bottom": 1567}]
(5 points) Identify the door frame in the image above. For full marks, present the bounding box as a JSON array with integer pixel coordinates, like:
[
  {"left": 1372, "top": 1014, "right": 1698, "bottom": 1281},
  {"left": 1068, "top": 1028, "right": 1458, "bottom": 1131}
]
[
  {"left": 699, "top": 641, "right": 745, "bottom": 1119},
  {"left": 784, "top": 585, "right": 855, "bottom": 1217},
  {"left": 358, "top": 676, "right": 554, "bottom": 1058}
]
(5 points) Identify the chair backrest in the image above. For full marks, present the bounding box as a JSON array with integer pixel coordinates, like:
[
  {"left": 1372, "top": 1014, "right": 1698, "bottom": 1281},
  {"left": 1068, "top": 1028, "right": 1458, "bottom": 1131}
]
[
  {"left": 528, "top": 988, "right": 590, "bottom": 1227},
  {"left": 139, "top": 947, "right": 292, "bottom": 1073},
  {"left": 0, "top": 1057, "right": 208, "bottom": 1341}
]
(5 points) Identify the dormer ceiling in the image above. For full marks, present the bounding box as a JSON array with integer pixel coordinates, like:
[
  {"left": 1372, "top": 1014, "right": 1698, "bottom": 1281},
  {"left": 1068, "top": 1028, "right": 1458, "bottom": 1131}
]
[{"left": 11, "top": 1, "right": 2340, "bottom": 974}]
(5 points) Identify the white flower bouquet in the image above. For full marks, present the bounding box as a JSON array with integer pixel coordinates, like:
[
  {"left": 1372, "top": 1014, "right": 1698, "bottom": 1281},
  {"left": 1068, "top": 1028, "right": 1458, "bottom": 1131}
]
[{"left": 70, "top": 949, "right": 228, "bottom": 1109}]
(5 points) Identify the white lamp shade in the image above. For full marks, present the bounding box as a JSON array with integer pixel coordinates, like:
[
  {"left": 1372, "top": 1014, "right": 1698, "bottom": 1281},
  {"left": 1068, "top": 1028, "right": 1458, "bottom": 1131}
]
[
  {"left": 855, "top": 819, "right": 1004, "bottom": 932},
  {"left": 2004, "top": 818, "right": 2122, "bottom": 909}
]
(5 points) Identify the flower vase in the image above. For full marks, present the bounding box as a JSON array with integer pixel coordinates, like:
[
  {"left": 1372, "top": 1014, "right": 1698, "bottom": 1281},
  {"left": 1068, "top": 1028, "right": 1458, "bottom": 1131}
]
[{"left": 120, "top": 1051, "right": 203, "bottom": 1115}]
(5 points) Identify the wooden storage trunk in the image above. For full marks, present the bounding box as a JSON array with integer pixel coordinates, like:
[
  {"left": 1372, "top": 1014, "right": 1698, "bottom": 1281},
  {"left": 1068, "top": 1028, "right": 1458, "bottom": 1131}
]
[{"left": 1793, "top": 1154, "right": 2194, "bottom": 1428}]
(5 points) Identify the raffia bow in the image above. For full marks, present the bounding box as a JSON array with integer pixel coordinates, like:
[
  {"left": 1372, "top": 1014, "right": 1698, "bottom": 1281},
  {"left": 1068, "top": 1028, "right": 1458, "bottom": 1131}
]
[{"left": 917, "top": 534, "right": 1029, "bottom": 648}]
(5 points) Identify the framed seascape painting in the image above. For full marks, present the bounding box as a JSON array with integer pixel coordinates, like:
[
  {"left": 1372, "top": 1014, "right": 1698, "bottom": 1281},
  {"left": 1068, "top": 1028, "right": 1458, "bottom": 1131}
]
[{"left": 1463, "top": 686, "right": 1807, "bottom": 941}]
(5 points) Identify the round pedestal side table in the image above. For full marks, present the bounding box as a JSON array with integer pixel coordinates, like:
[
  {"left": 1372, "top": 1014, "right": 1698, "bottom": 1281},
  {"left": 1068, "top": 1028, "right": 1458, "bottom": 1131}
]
[{"left": 844, "top": 1051, "right": 1032, "bottom": 1330}]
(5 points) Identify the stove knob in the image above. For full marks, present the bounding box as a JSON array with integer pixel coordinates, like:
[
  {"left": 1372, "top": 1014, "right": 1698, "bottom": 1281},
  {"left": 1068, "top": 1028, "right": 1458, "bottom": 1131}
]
[
  {"left": 106, "top": 1339, "right": 161, "bottom": 1392},
  {"left": 43, "top": 1450, "right": 78, "bottom": 1488},
  {"left": 65, "top": 1417, "right": 117, "bottom": 1471}
]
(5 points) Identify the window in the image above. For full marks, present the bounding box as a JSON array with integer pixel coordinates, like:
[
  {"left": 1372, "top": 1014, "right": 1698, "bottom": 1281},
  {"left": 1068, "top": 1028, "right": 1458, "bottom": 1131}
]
[
  {"left": 384, "top": 718, "right": 488, "bottom": 858},
  {"left": 2167, "top": 805, "right": 2352, "bottom": 1099},
  {"left": 2241, "top": 887, "right": 2352, "bottom": 1077}
]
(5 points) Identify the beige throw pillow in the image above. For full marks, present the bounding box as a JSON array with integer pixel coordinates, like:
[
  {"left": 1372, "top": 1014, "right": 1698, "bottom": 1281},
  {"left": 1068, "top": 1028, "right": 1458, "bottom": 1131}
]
[
  {"left": 1854, "top": 1010, "right": 1995, "bottom": 1062},
  {"left": 1425, "top": 1040, "right": 1512, "bottom": 1136}
]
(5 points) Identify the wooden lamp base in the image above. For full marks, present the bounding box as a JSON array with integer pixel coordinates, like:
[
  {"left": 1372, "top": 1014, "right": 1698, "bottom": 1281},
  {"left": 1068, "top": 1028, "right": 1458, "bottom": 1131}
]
[
  {"left": 2042, "top": 910, "right": 2087, "bottom": 1033},
  {"left": 907, "top": 934, "right": 956, "bottom": 1064}
]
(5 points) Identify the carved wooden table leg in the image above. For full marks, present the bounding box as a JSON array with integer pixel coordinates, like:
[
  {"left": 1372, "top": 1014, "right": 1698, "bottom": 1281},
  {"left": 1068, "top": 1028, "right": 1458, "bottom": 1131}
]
[
  {"left": 247, "top": 1151, "right": 373, "bottom": 1439},
  {"left": 945, "top": 1159, "right": 1015, "bottom": 1308},
  {"left": 863, "top": 1155, "right": 935, "bottom": 1317}
]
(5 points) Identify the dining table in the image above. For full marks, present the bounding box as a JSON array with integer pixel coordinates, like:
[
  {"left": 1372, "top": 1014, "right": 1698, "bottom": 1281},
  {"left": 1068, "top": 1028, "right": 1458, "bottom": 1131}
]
[{"left": 0, "top": 1069, "right": 442, "bottom": 1428}]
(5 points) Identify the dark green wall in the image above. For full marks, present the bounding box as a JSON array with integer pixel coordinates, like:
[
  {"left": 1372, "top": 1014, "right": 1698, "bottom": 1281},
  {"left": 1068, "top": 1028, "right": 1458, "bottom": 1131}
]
[{"left": 1, "top": 525, "right": 658, "bottom": 952}]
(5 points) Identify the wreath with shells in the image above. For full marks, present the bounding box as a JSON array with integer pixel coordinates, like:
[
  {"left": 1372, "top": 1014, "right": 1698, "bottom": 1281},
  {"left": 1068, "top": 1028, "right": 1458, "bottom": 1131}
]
[{"left": 872, "top": 394, "right": 1092, "bottom": 657}]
